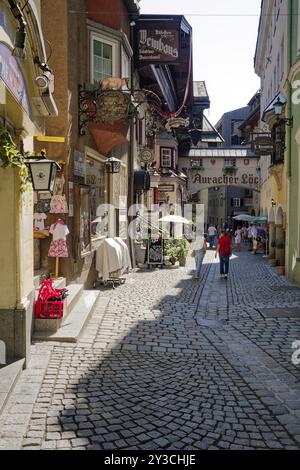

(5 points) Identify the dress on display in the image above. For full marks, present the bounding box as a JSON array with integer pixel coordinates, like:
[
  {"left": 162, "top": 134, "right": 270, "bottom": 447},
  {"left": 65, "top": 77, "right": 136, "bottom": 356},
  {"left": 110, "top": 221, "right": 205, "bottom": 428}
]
[{"left": 48, "top": 220, "right": 69, "bottom": 258}]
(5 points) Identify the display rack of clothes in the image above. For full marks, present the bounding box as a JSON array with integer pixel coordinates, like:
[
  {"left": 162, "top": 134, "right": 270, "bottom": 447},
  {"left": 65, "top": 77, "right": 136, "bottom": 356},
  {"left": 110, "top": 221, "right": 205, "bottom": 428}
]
[{"left": 95, "top": 237, "right": 131, "bottom": 288}]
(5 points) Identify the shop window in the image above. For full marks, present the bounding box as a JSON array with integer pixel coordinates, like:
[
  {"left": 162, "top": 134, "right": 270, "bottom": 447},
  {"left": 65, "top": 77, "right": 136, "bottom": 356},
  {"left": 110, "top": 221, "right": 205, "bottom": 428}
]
[
  {"left": 160, "top": 148, "right": 173, "bottom": 168},
  {"left": 90, "top": 33, "right": 118, "bottom": 85},
  {"left": 85, "top": 156, "right": 107, "bottom": 243},
  {"left": 79, "top": 186, "right": 92, "bottom": 256}
]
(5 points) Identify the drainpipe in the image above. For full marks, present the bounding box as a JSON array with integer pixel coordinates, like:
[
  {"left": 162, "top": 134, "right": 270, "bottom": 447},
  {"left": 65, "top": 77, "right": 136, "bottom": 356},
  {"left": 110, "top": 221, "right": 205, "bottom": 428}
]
[
  {"left": 287, "top": 0, "right": 293, "bottom": 178},
  {"left": 128, "top": 21, "right": 136, "bottom": 267}
]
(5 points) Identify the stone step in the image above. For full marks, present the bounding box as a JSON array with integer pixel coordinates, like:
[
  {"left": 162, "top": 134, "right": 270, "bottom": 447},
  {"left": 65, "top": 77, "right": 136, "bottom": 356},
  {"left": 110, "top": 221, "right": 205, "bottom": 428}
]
[
  {"left": 33, "top": 281, "right": 82, "bottom": 334},
  {"left": 33, "top": 290, "right": 100, "bottom": 343},
  {"left": 0, "top": 359, "right": 25, "bottom": 416},
  {"left": 65, "top": 284, "right": 84, "bottom": 316}
]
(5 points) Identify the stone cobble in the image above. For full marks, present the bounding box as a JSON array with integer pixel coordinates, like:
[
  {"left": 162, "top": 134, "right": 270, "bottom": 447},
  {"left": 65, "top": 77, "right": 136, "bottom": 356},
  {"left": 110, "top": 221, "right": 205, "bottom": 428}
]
[{"left": 0, "top": 246, "right": 300, "bottom": 449}]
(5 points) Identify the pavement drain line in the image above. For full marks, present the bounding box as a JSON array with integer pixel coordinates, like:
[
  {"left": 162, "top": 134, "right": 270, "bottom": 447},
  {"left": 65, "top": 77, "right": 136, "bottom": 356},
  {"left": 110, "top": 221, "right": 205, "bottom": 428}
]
[{"left": 210, "top": 328, "right": 300, "bottom": 439}]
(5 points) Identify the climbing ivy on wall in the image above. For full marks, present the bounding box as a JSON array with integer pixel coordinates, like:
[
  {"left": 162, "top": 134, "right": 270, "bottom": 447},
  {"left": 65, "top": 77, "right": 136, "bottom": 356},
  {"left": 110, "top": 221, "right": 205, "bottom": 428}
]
[{"left": 0, "top": 126, "right": 31, "bottom": 192}]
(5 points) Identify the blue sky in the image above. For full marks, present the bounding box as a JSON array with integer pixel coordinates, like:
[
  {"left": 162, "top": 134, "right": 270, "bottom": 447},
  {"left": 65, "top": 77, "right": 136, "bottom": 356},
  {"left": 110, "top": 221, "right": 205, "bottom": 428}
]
[{"left": 140, "top": 0, "right": 261, "bottom": 125}]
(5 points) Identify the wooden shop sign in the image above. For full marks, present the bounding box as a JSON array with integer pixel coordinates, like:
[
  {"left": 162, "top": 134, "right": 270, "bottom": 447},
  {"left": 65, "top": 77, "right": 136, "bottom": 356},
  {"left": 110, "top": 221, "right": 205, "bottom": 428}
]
[
  {"left": 251, "top": 132, "right": 274, "bottom": 156},
  {"left": 136, "top": 21, "right": 180, "bottom": 65},
  {"left": 97, "top": 90, "right": 131, "bottom": 121}
]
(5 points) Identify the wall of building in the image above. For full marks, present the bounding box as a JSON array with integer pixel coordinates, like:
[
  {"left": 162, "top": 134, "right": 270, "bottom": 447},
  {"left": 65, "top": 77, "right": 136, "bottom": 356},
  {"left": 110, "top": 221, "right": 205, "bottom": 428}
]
[
  {"left": 87, "top": 0, "right": 131, "bottom": 38},
  {"left": 215, "top": 107, "right": 249, "bottom": 147},
  {"left": 286, "top": 0, "right": 300, "bottom": 284},
  {"left": 254, "top": 0, "right": 289, "bottom": 270}
]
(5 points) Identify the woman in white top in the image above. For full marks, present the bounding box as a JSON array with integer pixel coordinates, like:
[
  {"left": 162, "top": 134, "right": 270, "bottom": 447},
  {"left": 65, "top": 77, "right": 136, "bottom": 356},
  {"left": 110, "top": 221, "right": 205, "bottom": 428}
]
[{"left": 234, "top": 227, "right": 242, "bottom": 252}]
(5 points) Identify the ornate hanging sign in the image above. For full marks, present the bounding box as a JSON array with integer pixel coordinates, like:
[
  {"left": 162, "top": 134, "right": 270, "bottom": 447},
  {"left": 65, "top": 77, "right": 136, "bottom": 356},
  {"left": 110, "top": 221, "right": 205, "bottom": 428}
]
[
  {"left": 165, "top": 117, "right": 190, "bottom": 132},
  {"left": 138, "top": 147, "right": 154, "bottom": 164},
  {"left": 97, "top": 90, "right": 131, "bottom": 121}
]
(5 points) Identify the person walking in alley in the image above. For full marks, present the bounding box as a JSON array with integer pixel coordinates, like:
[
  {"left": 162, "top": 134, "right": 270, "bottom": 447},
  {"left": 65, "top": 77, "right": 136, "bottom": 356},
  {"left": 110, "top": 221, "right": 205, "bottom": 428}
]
[
  {"left": 191, "top": 235, "right": 207, "bottom": 281},
  {"left": 215, "top": 229, "right": 232, "bottom": 279},
  {"left": 234, "top": 226, "right": 242, "bottom": 252},
  {"left": 207, "top": 224, "right": 217, "bottom": 249}
]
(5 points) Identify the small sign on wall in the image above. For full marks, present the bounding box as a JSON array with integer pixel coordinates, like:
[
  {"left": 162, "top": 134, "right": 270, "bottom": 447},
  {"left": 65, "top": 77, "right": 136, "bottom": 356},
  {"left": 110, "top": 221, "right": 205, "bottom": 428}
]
[
  {"left": 74, "top": 150, "right": 85, "bottom": 178},
  {"left": 68, "top": 181, "right": 74, "bottom": 217}
]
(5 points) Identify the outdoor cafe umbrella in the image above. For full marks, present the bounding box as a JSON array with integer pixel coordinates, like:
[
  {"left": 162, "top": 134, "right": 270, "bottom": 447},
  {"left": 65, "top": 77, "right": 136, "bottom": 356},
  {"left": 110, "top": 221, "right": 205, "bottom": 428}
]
[
  {"left": 232, "top": 214, "right": 255, "bottom": 222},
  {"left": 158, "top": 215, "right": 191, "bottom": 224},
  {"left": 253, "top": 215, "right": 268, "bottom": 223}
]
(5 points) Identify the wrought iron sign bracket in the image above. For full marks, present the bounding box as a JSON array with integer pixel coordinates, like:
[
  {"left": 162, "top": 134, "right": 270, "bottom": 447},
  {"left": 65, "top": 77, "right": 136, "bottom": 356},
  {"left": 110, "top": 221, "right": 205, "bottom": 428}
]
[{"left": 78, "top": 85, "right": 163, "bottom": 136}]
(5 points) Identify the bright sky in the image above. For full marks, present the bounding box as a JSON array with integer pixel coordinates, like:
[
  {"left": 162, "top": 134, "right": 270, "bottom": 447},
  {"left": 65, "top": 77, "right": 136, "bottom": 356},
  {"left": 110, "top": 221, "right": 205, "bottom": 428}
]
[{"left": 140, "top": 0, "right": 261, "bottom": 125}]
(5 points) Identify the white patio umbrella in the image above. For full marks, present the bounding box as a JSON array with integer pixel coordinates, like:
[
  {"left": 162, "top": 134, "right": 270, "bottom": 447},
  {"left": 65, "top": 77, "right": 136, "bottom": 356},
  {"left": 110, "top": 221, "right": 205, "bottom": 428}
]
[{"left": 158, "top": 215, "right": 191, "bottom": 224}]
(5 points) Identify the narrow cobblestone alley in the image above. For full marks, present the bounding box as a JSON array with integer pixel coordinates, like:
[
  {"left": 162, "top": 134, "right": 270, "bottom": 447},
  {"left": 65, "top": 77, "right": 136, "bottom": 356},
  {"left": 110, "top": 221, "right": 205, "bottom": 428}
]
[{"left": 1, "top": 250, "right": 300, "bottom": 450}]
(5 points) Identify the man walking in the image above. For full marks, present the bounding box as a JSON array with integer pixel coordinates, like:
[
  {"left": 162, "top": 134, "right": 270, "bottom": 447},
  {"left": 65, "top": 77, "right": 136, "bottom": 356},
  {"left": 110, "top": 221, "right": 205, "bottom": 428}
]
[
  {"left": 207, "top": 224, "right": 217, "bottom": 249},
  {"left": 215, "top": 229, "right": 232, "bottom": 279}
]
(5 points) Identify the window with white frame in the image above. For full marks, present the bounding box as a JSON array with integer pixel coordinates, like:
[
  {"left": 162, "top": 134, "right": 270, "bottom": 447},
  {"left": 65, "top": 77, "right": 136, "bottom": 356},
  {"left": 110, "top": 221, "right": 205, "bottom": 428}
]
[
  {"left": 232, "top": 198, "right": 241, "bottom": 207},
  {"left": 160, "top": 148, "right": 173, "bottom": 167},
  {"left": 121, "top": 47, "right": 130, "bottom": 88},
  {"left": 224, "top": 158, "right": 236, "bottom": 168},
  {"left": 190, "top": 159, "right": 203, "bottom": 168},
  {"left": 90, "top": 33, "right": 118, "bottom": 84}
]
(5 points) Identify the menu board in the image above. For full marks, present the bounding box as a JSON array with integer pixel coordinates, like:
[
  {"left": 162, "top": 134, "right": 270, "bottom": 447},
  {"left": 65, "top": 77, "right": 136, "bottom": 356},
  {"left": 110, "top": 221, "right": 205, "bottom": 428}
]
[{"left": 147, "top": 238, "right": 164, "bottom": 265}]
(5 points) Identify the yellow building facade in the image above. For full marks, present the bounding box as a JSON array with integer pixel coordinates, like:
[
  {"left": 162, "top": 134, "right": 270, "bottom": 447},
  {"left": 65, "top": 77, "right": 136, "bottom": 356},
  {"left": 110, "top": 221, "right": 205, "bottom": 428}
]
[{"left": 0, "top": 0, "right": 57, "bottom": 365}]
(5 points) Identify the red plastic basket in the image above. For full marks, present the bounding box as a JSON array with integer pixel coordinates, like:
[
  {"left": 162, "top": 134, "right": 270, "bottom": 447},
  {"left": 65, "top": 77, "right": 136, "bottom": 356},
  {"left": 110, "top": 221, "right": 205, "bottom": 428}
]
[{"left": 35, "top": 299, "right": 64, "bottom": 319}]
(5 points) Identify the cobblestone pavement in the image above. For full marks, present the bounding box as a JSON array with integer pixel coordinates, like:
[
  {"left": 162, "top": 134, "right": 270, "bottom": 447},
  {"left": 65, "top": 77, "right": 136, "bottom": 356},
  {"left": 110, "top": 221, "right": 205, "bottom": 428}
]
[{"left": 1, "top": 247, "right": 300, "bottom": 450}]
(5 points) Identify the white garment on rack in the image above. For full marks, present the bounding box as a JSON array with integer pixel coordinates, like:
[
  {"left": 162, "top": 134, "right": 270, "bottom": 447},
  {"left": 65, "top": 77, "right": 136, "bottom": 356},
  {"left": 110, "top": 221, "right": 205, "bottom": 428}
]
[
  {"left": 114, "top": 238, "right": 132, "bottom": 271},
  {"left": 95, "top": 238, "right": 123, "bottom": 281}
]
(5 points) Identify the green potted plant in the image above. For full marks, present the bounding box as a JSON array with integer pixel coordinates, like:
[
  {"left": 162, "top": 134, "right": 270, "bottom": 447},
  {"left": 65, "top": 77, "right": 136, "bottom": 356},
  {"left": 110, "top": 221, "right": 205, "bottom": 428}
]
[
  {"left": 176, "top": 239, "right": 189, "bottom": 267},
  {"left": 164, "top": 239, "right": 189, "bottom": 267}
]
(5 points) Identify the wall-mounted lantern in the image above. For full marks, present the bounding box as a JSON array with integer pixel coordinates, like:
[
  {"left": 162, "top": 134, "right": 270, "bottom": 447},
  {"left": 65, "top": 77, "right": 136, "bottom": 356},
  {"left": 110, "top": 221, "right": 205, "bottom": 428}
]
[
  {"left": 26, "top": 151, "right": 58, "bottom": 192},
  {"left": 105, "top": 156, "right": 121, "bottom": 174},
  {"left": 274, "top": 96, "right": 293, "bottom": 127}
]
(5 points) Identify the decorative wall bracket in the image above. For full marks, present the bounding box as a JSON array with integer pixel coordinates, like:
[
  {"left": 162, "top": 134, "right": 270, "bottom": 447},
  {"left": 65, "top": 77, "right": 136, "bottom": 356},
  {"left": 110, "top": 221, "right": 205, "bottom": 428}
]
[{"left": 78, "top": 85, "right": 162, "bottom": 136}]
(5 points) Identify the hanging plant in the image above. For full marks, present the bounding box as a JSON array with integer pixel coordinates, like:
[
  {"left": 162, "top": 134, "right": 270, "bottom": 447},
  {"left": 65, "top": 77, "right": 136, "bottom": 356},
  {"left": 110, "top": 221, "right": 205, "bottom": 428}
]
[{"left": 0, "top": 126, "right": 32, "bottom": 192}]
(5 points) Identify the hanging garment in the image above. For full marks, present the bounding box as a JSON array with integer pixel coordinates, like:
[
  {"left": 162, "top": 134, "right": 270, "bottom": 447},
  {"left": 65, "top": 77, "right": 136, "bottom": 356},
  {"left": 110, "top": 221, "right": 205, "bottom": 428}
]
[
  {"left": 95, "top": 238, "right": 123, "bottom": 281},
  {"left": 50, "top": 194, "right": 68, "bottom": 214},
  {"left": 33, "top": 212, "right": 47, "bottom": 230},
  {"left": 114, "top": 237, "right": 132, "bottom": 271},
  {"left": 53, "top": 174, "right": 65, "bottom": 195},
  {"left": 48, "top": 221, "right": 69, "bottom": 258},
  {"left": 36, "top": 198, "right": 51, "bottom": 213},
  {"left": 33, "top": 212, "right": 47, "bottom": 231}
]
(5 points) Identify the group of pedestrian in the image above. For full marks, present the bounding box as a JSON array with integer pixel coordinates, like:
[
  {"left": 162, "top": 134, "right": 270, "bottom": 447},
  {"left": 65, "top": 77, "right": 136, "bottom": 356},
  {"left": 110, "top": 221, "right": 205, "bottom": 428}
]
[
  {"left": 191, "top": 221, "right": 266, "bottom": 282},
  {"left": 191, "top": 226, "right": 233, "bottom": 281}
]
